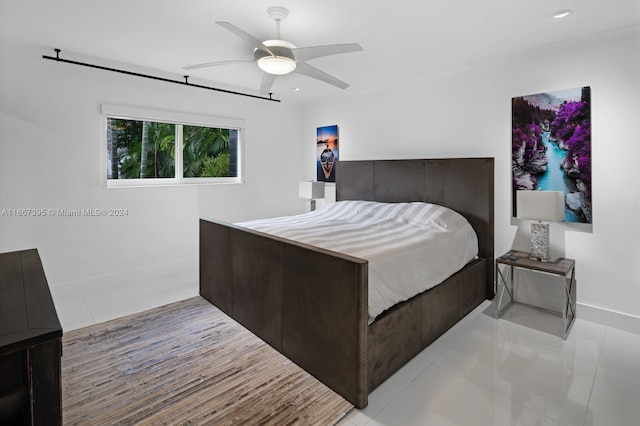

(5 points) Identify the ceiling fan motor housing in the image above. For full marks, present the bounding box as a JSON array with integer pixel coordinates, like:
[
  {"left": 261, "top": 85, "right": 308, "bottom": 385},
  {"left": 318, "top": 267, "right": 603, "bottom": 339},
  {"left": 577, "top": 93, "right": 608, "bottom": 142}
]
[
  {"left": 254, "top": 42, "right": 296, "bottom": 61},
  {"left": 255, "top": 39, "right": 297, "bottom": 75}
]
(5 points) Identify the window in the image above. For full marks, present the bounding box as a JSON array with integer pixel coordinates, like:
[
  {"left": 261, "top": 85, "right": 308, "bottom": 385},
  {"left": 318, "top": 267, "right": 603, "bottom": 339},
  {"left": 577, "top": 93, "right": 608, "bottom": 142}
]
[{"left": 102, "top": 105, "right": 244, "bottom": 186}]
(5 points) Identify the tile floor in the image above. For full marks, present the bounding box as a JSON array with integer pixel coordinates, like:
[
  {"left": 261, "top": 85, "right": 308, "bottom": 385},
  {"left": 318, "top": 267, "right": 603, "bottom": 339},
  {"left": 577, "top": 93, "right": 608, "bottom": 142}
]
[
  {"left": 338, "top": 301, "right": 640, "bottom": 426},
  {"left": 52, "top": 281, "right": 640, "bottom": 426}
]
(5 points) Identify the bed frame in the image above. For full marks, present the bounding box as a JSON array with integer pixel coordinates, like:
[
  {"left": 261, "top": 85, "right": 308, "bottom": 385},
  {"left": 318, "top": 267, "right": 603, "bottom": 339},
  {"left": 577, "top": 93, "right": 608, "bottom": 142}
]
[{"left": 200, "top": 158, "right": 494, "bottom": 408}]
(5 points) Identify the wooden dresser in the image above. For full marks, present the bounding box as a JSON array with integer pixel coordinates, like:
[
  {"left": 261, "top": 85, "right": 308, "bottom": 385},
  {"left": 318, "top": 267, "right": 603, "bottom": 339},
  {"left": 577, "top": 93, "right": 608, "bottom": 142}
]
[{"left": 0, "top": 249, "right": 62, "bottom": 425}]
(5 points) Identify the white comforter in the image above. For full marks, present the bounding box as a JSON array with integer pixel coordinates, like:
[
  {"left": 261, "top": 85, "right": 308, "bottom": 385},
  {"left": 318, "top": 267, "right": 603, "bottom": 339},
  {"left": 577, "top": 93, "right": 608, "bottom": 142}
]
[{"left": 237, "top": 200, "right": 478, "bottom": 322}]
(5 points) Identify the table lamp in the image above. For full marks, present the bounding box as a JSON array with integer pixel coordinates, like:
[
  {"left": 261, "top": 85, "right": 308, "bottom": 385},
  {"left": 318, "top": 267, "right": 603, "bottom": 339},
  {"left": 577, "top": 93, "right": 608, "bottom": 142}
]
[
  {"left": 516, "top": 190, "right": 565, "bottom": 261},
  {"left": 299, "top": 181, "right": 325, "bottom": 211}
]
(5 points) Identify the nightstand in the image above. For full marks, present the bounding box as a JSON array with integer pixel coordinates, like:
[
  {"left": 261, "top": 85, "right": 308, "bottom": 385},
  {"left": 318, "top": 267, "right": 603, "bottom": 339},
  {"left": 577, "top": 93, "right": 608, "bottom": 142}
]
[{"left": 495, "top": 250, "right": 576, "bottom": 340}]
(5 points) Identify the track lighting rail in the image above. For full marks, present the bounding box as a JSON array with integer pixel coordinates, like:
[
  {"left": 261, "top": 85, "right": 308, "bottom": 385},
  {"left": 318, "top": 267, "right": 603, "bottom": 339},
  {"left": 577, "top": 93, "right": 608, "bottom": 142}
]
[{"left": 42, "top": 49, "right": 280, "bottom": 102}]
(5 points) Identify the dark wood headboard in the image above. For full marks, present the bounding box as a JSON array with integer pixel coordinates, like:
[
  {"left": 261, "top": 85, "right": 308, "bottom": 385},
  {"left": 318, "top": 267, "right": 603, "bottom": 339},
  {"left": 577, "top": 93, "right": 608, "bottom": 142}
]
[{"left": 336, "top": 158, "right": 495, "bottom": 299}]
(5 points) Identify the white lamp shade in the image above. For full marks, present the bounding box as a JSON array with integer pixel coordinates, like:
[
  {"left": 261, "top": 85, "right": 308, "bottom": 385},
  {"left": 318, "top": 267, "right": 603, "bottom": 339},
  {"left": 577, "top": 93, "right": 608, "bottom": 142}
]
[
  {"left": 516, "top": 190, "right": 565, "bottom": 222},
  {"left": 299, "top": 181, "right": 325, "bottom": 199}
]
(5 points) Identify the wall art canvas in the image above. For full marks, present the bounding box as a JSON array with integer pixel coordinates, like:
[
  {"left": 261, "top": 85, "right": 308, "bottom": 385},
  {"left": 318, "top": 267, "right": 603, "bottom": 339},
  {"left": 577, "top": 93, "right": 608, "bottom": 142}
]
[
  {"left": 512, "top": 86, "right": 592, "bottom": 223},
  {"left": 316, "top": 125, "right": 339, "bottom": 182}
]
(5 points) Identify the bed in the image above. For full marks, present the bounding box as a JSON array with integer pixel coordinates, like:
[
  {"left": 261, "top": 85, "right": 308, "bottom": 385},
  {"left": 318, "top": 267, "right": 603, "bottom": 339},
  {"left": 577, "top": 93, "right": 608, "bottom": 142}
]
[{"left": 199, "top": 158, "right": 494, "bottom": 408}]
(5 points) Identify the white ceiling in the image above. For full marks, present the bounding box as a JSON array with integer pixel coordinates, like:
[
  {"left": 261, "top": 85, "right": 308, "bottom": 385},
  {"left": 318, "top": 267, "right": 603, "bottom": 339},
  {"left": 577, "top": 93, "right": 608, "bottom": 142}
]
[{"left": 1, "top": 0, "right": 639, "bottom": 103}]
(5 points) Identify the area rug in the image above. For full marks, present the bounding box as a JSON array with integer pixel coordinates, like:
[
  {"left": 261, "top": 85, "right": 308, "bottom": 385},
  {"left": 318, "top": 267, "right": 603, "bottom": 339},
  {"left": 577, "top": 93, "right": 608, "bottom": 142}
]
[{"left": 61, "top": 297, "right": 353, "bottom": 425}]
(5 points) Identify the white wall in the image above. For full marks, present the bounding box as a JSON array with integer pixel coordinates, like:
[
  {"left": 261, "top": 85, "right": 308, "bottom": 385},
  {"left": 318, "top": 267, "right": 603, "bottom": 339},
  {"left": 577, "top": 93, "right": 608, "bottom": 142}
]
[
  {"left": 302, "top": 26, "right": 640, "bottom": 331},
  {"left": 2, "top": 26, "right": 638, "bottom": 332},
  {"left": 0, "top": 40, "right": 306, "bottom": 328}
]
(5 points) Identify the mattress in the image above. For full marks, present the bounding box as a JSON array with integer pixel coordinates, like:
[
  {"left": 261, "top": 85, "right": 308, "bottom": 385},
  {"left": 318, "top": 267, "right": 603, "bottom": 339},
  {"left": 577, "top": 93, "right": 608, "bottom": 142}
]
[{"left": 237, "top": 200, "right": 478, "bottom": 322}]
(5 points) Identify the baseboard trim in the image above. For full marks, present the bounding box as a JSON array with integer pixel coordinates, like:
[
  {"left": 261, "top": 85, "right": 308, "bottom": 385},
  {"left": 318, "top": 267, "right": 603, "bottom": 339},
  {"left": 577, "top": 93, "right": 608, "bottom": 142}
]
[
  {"left": 578, "top": 302, "right": 640, "bottom": 335},
  {"left": 50, "top": 257, "right": 196, "bottom": 288}
]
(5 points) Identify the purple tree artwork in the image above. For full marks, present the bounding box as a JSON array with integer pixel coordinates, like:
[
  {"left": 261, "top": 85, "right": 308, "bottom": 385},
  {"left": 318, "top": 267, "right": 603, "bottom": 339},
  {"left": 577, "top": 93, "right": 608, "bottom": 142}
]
[{"left": 512, "top": 86, "right": 592, "bottom": 224}]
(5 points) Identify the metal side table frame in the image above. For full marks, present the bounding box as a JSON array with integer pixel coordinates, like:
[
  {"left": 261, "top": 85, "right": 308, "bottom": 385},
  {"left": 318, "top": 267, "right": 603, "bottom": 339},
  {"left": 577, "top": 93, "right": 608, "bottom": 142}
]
[{"left": 495, "top": 250, "right": 576, "bottom": 340}]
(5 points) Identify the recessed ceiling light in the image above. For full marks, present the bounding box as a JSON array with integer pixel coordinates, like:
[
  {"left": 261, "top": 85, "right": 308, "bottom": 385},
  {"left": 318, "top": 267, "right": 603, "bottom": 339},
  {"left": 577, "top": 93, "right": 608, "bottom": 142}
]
[
  {"left": 293, "top": 87, "right": 300, "bottom": 91},
  {"left": 553, "top": 9, "right": 572, "bottom": 19}
]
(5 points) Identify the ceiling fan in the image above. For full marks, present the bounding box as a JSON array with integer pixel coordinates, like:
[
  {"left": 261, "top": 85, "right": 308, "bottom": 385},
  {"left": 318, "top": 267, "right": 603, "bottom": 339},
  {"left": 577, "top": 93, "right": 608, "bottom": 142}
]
[{"left": 184, "top": 6, "right": 363, "bottom": 95}]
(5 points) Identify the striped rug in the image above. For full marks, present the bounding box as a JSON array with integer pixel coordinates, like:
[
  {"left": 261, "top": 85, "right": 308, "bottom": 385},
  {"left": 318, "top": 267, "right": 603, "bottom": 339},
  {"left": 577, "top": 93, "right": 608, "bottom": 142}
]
[{"left": 61, "top": 297, "right": 353, "bottom": 425}]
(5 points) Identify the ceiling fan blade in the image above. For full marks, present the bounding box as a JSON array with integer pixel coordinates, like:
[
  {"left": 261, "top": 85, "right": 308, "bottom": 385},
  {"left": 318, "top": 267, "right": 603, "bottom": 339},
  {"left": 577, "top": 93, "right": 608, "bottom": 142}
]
[
  {"left": 292, "top": 43, "right": 363, "bottom": 63},
  {"left": 183, "top": 59, "right": 255, "bottom": 70},
  {"left": 293, "top": 62, "right": 349, "bottom": 89},
  {"left": 260, "top": 73, "right": 277, "bottom": 95},
  {"left": 216, "top": 21, "right": 273, "bottom": 56}
]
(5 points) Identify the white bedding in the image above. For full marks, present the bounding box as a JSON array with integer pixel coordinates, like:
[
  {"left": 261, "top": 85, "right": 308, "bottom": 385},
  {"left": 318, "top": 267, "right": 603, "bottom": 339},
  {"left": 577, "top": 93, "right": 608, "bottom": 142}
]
[{"left": 237, "top": 200, "right": 478, "bottom": 322}]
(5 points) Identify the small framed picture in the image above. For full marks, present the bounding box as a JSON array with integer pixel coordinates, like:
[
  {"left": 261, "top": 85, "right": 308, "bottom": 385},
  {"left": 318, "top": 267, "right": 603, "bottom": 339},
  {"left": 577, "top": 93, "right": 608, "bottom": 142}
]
[{"left": 316, "top": 125, "right": 338, "bottom": 182}]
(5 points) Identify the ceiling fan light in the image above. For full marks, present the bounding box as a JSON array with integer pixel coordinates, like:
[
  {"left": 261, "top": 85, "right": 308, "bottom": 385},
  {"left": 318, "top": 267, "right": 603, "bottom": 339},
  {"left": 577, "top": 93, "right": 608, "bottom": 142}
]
[{"left": 258, "top": 56, "right": 297, "bottom": 75}]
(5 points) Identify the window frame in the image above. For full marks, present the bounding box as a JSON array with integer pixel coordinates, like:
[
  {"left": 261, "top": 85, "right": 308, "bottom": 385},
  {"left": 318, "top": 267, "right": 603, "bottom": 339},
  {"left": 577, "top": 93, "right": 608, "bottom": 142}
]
[{"left": 101, "top": 104, "right": 245, "bottom": 187}]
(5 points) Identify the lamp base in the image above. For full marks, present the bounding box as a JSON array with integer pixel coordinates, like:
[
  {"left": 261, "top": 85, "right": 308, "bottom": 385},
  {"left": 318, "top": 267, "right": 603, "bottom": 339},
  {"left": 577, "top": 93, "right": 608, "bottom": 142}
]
[
  {"left": 529, "top": 221, "right": 550, "bottom": 261},
  {"left": 305, "top": 199, "right": 316, "bottom": 212}
]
